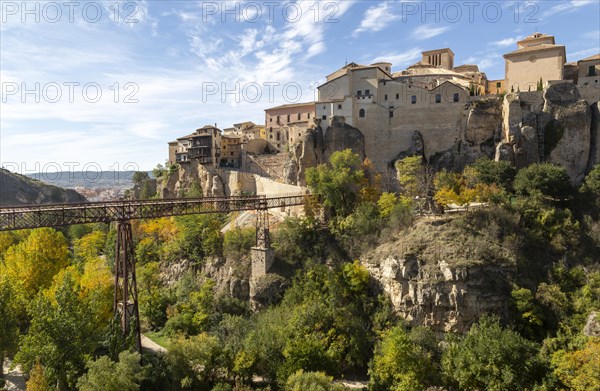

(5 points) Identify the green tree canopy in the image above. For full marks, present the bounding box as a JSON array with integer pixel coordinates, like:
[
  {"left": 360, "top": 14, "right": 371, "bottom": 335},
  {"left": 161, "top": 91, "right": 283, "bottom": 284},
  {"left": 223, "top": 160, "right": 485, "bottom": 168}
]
[
  {"left": 514, "top": 163, "right": 573, "bottom": 200},
  {"left": 77, "top": 351, "right": 145, "bottom": 391}
]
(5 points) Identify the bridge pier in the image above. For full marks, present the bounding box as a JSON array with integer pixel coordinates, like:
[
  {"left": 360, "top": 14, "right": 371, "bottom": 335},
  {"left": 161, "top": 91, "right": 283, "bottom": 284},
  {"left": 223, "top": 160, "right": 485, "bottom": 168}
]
[
  {"left": 251, "top": 199, "right": 273, "bottom": 278},
  {"left": 114, "top": 220, "right": 142, "bottom": 352}
]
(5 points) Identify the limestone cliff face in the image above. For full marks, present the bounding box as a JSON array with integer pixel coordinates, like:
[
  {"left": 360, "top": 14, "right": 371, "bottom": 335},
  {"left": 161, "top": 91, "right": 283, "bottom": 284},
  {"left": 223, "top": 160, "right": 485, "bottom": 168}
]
[
  {"left": 496, "top": 83, "right": 596, "bottom": 183},
  {"left": 362, "top": 218, "right": 515, "bottom": 332},
  {"left": 160, "top": 160, "right": 225, "bottom": 198},
  {"left": 284, "top": 116, "right": 366, "bottom": 185}
]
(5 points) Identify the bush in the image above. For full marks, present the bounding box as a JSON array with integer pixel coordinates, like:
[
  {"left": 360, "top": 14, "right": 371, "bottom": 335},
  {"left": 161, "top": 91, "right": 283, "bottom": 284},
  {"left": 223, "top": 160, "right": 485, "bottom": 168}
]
[
  {"left": 285, "top": 370, "right": 346, "bottom": 391},
  {"left": 224, "top": 227, "right": 255, "bottom": 259},
  {"left": 514, "top": 163, "right": 572, "bottom": 201}
]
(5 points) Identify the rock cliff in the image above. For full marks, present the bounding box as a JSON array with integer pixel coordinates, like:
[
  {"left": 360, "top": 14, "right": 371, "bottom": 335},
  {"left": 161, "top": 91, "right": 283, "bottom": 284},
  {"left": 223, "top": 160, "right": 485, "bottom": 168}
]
[{"left": 362, "top": 217, "right": 516, "bottom": 332}]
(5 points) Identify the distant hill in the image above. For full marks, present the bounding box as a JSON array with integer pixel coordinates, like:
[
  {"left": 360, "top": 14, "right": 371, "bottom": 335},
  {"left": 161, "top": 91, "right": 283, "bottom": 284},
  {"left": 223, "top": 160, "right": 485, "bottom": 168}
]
[
  {"left": 0, "top": 168, "right": 87, "bottom": 206},
  {"left": 26, "top": 171, "right": 153, "bottom": 189}
]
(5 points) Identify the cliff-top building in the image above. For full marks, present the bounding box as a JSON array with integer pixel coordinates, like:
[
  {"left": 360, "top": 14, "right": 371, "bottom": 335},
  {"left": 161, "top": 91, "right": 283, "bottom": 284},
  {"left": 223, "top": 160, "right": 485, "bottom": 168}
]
[
  {"left": 168, "top": 125, "right": 222, "bottom": 167},
  {"left": 503, "top": 32, "right": 566, "bottom": 92},
  {"left": 264, "top": 102, "right": 316, "bottom": 152}
]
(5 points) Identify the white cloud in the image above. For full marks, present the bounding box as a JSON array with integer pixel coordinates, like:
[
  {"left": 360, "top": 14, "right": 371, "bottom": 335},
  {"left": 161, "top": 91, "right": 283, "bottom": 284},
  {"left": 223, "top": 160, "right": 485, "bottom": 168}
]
[
  {"left": 542, "top": 0, "right": 596, "bottom": 18},
  {"left": 372, "top": 48, "right": 423, "bottom": 70},
  {"left": 410, "top": 25, "right": 451, "bottom": 41},
  {"left": 492, "top": 36, "right": 523, "bottom": 48},
  {"left": 568, "top": 48, "right": 599, "bottom": 61},
  {"left": 353, "top": 2, "right": 399, "bottom": 36}
]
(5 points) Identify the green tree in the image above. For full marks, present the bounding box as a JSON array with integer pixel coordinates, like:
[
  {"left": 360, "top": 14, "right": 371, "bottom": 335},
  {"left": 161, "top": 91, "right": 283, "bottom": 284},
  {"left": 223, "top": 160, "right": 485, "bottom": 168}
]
[
  {"left": 167, "top": 333, "right": 222, "bottom": 389},
  {"left": 369, "top": 325, "right": 431, "bottom": 391},
  {"left": 16, "top": 272, "right": 103, "bottom": 390},
  {"left": 285, "top": 370, "right": 346, "bottom": 391},
  {"left": 441, "top": 315, "right": 544, "bottom": 391},
  {"left": 77, "top": 351, "right": 145, "bottom": 391},
  {"left": 467, "top": 158, "right": 516, "bottom": 191},
  {"left": 0, "top": 277, "right": 19, "bottom": 380},
  {"left": 306, "top": 149, "right": 364, "bottom": 217},
  {"left": 551, "top": 337, "right": 600, "bottom": 390},
  {"left": 514, "top": 163, "right": 573, "bottom": 201}
]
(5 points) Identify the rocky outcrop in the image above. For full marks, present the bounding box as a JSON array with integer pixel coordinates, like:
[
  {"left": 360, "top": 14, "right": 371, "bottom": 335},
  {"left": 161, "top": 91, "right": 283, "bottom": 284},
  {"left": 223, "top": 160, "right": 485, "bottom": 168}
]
[
  {"left": 496, "top": 84, "right": 594, "bottom": 183},
  {"left": 0, "top": 168, "right": 87, "bottom": 206},
  {"left": 544, "top": 84, "right": 592, "bottom": 183},
  {"left": 285, "top": 116, "right": 367, "bottom": 185},
  {"left": 362, "top": 218, "right": 515, "bottom": 332},
  {"left": 584, "top": 311, "right": 600, "bottom": 337},
  {"left": 160, "top": 160, "right": 225, "bottom": 198},
  {"left": 323, "top": 116, "right": 366, "bottom": 162}
]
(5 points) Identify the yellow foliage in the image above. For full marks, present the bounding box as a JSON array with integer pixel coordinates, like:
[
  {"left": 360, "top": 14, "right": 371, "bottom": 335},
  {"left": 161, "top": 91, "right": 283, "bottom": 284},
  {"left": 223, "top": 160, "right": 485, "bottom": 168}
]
[
  {"left": 138, "top": 217, "right": 178, "bottom": 242},
  {"left": 552, "top": 337, "right": 600, "bottom": 391},
  {"left": 26, "top": 360, "right": 52, "bottom": 391},
  {"left": 74, "top": 230, "right": 106, "bottom": 262},
  {"left": 2, "top": 228, "right": 69, "bottom": 299}
]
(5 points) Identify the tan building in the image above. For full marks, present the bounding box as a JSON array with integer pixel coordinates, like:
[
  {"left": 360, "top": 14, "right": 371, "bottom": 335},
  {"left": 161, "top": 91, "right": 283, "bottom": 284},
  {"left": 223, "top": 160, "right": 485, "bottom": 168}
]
[
  {"left": 577, "top": 54, "right": 600, "bottom": 86},
  {"left": 488, "top": 79, "right": 506, "bottom": 94},
  {"left": 169, "top": 125, "right": 221, "bottom": 167},
  {"left": 503, "top": 32, "right": 566, "bottom": 92},
  {"left": 221, "top": 135, "right": 242, "bottom": 167},
  {"left": 264, "top": 102, "right": 316, "bottom": 152}
]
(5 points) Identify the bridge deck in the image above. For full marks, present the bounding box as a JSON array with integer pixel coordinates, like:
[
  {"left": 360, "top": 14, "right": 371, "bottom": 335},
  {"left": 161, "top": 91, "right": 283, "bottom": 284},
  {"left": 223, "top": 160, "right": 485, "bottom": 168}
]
[{"left": 0, "top": 193, "right": 308, "bottom": 231}]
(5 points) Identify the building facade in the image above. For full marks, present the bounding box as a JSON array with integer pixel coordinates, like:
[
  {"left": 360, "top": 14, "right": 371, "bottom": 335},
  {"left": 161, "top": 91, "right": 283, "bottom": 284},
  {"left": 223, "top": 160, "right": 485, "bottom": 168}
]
[
  {"left": 577, "top": 54, "right": 600, "bottom": 86},
  {"left": 169, "top": 125, "right": 222, "bottom": 167},
  {"left": 264, "top": 102, "right": 316, "bottom": 152},
  {"left": 503, "top": 33, "right": 566, "bottom": 92}
]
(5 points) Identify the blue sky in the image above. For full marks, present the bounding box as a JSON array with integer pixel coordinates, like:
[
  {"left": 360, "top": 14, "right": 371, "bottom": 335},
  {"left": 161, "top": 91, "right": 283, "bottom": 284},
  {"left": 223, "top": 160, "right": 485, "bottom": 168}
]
[{"left": 1, "top": 0, "right": 599, "bottom": 172}]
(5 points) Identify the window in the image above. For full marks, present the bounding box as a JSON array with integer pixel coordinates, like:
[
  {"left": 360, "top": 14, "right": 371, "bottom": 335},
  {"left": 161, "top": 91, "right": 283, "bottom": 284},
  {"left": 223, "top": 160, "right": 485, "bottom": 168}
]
[
  {"left": 359, "top": 108, "right": 365, "bottom": 118},
  {"left": 277, "top": 115, "right": 280, "bottom": 122},
  {"left": 396, "top": 93, "right": 399, "bottom": 99},
  {"left": 389, "top": 110, "right": 393, "bottom": 118},
  {"left": 276, "top": 133, "right": 280, "bottom": 141},
  {"left": 365, "top": 89, "right": 370, "bottom": 96},
  {"left": 411, "top": 95, "right": 416, "bottom": 104},
  {"left": 287, "top": 115, "right": 290, "bottom": 122},
  {"left": 384, "top": 94, "right": 388, "bottom": 100},
  {"left": 496, "top": 82, "right": 501, "bottom": 88},
  {"left": 230, "top": 152, "right": 234, "bottom": 156},
  {"left": 453, "top": 93, "right": 459, "bottom": 102},
  {"left": 308, "top": 113, "right": 311, "bottom": 119},
  {"left": 270, "top": 118, "right": 273, "bottom": 122},
  {"left": 357, "top": 90, "right": 362, "bottom": 96},
  {"left": 269, "top": 127, "right": 272, "bottom": 131},
  {"left": 322, "top": 115, "right": 327, "bottom": 120},
  {"left": 269, "top": 135, "right": 273, "bottom": 139},
  {"left": 435, "top": 94, "right": 441, "bottom": 103},
  {"left": 338, "top": 104, "right": 342, "bottom": 109},
  {"left": 298, "top": 132, "right": 301, "bottom": 136},
  {"left": 297, "top": 113, "right": 301, "bottom": 120},
  {"left": 589, "top": 66, "right": 596, "bottom": 76}
]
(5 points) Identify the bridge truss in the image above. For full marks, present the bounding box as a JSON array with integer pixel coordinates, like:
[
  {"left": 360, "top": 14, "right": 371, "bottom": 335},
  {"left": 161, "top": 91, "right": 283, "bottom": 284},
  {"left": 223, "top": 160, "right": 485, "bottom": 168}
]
[{"left": 0, "top": 193, "right": 307, "bottom": 350}]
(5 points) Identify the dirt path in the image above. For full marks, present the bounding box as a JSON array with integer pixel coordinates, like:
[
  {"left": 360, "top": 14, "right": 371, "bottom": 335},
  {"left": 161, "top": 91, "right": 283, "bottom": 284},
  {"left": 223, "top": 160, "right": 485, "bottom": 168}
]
[
  {"left": 140, "top": 334, "right": 167, "bottom": 354},
  {"left": 2, "top": 358, "right": 26, "bottom": 391}
]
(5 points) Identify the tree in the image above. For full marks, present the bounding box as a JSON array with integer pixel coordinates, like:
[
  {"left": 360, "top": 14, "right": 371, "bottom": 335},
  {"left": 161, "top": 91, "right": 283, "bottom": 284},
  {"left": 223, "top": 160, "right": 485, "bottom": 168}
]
[
  {"left": 26, "top": 360, "right": 52, "bottom": 391},
  {"left": 466, "top": 158, "right": 516, "bottom": 191},
  {"left": 1, "top": 228, "right": 69, "bottom": 300},
  {"left": 16, "top": 271, "right": 103, "bottom": 390},
  {"left": 369, "top": 325, "right": 431, "bottom": 391},
  {"left": 514, "top": 163, "right": 573, "bottom": 201},
  {"left": 285, "top": 370, "right": 346, "bottom": 391},
  {"left": 0, "top": 277, "right": 19, "bottom": 380},
  {"left": 551, "top": 337, "right": 600, "bottom": 390},
  {"left": 74, "top": 230, "right": 106, "bottom": 262},
  {"left": 306, "top": 149, "right": 364, "bottom": 218},
  {"left": 77, "top": 351, "right": 145, "bottom": 391},
  {"left": 441, "top": 315, "right": 544, "bottom": 391},
  {"left": 167, "top": 333, "right": 222, "bottom": 389}
]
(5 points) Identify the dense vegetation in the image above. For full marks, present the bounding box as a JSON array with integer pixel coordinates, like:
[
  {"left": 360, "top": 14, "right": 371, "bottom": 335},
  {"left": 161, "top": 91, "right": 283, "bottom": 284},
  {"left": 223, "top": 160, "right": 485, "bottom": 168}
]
[{"left": 1, "top": 151, "right": 599, "bottom": 390}]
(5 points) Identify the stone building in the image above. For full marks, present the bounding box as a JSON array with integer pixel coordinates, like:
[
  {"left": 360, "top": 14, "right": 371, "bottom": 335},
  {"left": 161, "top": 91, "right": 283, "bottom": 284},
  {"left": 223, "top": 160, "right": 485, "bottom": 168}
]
[
  {"left": 264, "top": 102, "right": 316, "bottom": 152},
  {"left": 503, "top": 32, "right": 566, "bottom": 92},
  {"left": 316, "top": 49, "right": 475, "bottom": 134},
  {"left": 221, "top": 135, "right": 242, "bottom": 167},
  {"left": 578, "top": 54, "right": 600, "bottom": 86},
  {"left": 168, "top": 125, "right": 222, "bottom": 167}
]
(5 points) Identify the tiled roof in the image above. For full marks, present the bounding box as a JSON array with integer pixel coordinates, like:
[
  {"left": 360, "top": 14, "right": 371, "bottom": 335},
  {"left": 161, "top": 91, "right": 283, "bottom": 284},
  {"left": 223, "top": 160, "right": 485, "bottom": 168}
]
[
  {"left": 578, "top": 53, "right": 600, "bottom": 62},
  {"left": 265, "top": 102, "right": 316, "bottom": 111},
  {"left": 503, "top": 44, "right": 565, "bottom": 57}
]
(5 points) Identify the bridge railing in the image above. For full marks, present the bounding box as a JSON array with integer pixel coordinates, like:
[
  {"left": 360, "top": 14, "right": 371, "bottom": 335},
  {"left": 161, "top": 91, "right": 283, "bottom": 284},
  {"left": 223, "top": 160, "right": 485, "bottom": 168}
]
[{"left": 0, "top": 193, "right": 311, "bottom": 231}]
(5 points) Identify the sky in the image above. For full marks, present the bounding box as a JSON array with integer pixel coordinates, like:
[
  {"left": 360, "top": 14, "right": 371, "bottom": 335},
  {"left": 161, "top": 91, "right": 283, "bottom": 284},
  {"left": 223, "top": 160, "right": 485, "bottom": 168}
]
[{"left": 1, "top": 0, "right": 599, "bottom": 173}]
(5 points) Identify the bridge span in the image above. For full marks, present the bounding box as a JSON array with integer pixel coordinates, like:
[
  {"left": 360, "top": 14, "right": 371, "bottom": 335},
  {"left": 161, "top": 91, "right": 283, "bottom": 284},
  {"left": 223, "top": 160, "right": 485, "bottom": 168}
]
[{"left": 0, "top": 193, "right": 309, "bottom": 351}]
